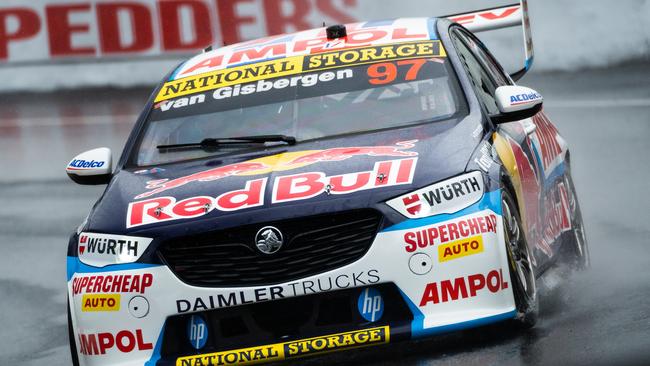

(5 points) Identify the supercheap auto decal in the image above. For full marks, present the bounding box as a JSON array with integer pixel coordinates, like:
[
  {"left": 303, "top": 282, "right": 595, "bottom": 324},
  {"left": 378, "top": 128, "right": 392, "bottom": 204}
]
[{"left": 378, "top": 187, "right": 517, "bottom": 337}]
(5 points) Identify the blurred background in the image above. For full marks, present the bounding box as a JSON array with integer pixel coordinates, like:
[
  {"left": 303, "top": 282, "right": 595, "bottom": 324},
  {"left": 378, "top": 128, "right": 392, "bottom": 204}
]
[{"left": 0, "top": 1, "right": 648, "bottom": 365}]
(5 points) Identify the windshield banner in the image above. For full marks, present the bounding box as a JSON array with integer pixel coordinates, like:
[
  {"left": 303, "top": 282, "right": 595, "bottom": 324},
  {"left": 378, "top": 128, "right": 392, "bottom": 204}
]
[{"left": 154, "top": 41, "right": 446, "bottom": 103}]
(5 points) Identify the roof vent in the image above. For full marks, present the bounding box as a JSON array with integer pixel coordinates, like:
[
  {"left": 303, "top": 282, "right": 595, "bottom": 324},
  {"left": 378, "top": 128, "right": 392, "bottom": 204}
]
[{"left": 326, "top": 24, "right": 347, "bottom": 39}]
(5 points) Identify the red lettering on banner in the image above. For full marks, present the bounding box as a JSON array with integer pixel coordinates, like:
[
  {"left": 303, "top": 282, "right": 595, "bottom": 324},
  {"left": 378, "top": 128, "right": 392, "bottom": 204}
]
[
  {"left": 229, "top": 43, "right": 288, "bottom": 64},
  {"left": 419, "top": 269, "right": 508, "bottom": 306},
  {"left": 479, "top": 7, "right": 519, "bottom": 21},
  {"left": 128, "top": 197, "right": 174, "bottom": 227},
  {"left": 0, "top": 8, "right": 40, "bottom": 60},
  {"left": 404, "top": 214, "right": 497, "bottom": 253},
  {"left": 72, "top": 274, "right": 153, "bottom": 295},
  {"left": 79, "top": 329, "right": 152, "bottom": 355},
  {"left": 329, "top": 172, "right": 371, "bottom": 193},
  {"left": 274, "top": 172, "right": 326, "bottom": 203},
  {"left": 160, "top": 0, "right": 213, "bottom": 51},
  {"left": 263, "top": 0, "right": 311, "bottom": 35},
  {"left": 180, "top": 54, "right": 224, "bottom": 76},
  {"left": 127, "top": 158, "right": 416, "bottom": 227},
  {"left": 172, "top": 196, "right": 213, "bottom": 217},
  {"left": 216, "top": 178, "right": 266, "bottom": 211},
  {"left": 216, "top": 0, "right": 257, "bottom": 46},
  {"left": 45, "top": 4, "right": 94, "bottom": 56},
  {"left": 97, "top": 2, "right": 153, "bottom": 54}
]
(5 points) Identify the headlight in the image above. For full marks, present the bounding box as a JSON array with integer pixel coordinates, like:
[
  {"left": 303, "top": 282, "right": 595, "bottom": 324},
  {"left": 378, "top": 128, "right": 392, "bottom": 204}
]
[{"left": 386, "top": 171, "right": 484, "bottom": 219}]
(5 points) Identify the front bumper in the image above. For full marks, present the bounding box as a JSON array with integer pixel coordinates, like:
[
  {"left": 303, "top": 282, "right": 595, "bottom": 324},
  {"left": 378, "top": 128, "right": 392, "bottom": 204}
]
[{"left": 67, "top": 190, "right": 515, "bottom": 366}]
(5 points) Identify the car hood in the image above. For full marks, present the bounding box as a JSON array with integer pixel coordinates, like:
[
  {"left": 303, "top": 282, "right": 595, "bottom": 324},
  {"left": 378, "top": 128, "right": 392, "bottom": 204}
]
[{"left": 87, "top": 116, "right": 483, "bottom": 236}]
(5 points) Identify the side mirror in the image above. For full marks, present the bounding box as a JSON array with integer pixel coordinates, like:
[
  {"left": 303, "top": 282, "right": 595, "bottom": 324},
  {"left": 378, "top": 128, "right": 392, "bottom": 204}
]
[
  {"left": 66, "top": 148, "right": 113, "bottom": 185},
  {"left": 490, "top": 85, "right": 543, "bottom": 124}
]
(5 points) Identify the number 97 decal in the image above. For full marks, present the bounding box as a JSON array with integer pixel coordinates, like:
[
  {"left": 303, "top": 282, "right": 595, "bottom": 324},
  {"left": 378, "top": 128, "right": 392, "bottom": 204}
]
[{"left": 367, "top": 59, "right": 427, "bottom": 85}]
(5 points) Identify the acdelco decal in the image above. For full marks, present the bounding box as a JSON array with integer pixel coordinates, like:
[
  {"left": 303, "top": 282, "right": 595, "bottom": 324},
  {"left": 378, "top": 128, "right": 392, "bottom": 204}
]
[
  {"left": 72, "top": 274, "right": 153, "bottom": 295},
  {"left": 67, "top": 159, "right": 105, "bottom": 170},
  {"left": 176, "top": 326, "right": 389, "bottom": 366},
  {"left": 81, "top": 294, "right": 120, "bottom": 312},
  {"left": 419, "top": 269, "right": 508, "bottom": 306},
  {"left": 78, "top": 233, "right": 153, "bottom": 268},
  {"left": 509, "top": 92, "right": 541, "bottom": 105},
  {"left": 437, "top": 235, "right": 484, "bottom": 262},
  {"left": 78, "top": 329, "right": 152, "bottom": 356},
  {"left": 404, "top": 214, "right": 497, "bottom": 253},
  {"left": 155, "top": 41, "right": 444, "bottom": 102},
  {"left": 128, "top": 158, "right": 417, "bottom": 228}
]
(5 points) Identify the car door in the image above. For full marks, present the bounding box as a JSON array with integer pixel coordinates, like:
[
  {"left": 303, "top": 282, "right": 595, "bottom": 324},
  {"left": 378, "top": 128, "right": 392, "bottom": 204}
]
[{"left": 450, "top": 27, "right": 571, "bottom": 269}]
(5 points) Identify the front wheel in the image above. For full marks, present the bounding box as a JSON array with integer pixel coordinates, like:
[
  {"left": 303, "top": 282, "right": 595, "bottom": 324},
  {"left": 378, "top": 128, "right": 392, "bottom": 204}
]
[
  {"left": 565, "top": 174, "right": 590, "bottom": 270},
  {"left": 502, "top": 189, "right": 538, "bottom": 327}
]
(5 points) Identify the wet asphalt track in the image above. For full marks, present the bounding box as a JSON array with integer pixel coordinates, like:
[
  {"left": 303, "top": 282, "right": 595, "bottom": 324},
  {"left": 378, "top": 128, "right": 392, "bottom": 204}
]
[{"left": 0, "top": 63, "right": 649, "bottom": 366}]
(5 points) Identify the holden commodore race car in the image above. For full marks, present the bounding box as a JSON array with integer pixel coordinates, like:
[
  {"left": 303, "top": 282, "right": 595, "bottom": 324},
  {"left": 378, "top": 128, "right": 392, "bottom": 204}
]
[{"left": 65, "top": 1, "right": 589, "bottom": 365}]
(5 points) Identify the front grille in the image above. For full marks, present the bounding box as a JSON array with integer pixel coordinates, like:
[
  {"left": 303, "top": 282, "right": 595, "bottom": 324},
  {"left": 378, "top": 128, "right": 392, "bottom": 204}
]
[{"left": 159, "top": 209, "right": 382, "bottom": 287}]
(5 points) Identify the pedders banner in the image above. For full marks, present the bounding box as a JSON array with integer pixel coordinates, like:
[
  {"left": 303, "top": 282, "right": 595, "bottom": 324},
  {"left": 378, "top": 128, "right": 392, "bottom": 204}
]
[{"left": 0, "top": 0, "right": 359, "bottom": 63}]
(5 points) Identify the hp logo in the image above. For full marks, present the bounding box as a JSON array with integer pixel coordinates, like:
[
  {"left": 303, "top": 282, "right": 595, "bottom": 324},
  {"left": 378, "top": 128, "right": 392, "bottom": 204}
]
[
  {"left": 357, "top": 288, "right": 384, "bottom": 322},
  {"left": 187, "top": 315, "right": 208, "bottom": 350}
]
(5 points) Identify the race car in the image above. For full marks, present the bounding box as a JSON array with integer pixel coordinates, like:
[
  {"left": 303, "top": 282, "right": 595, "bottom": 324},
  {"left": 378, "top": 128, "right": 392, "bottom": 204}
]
[{"left": 65, "top": 1, "right": 589, "bottom": 365}]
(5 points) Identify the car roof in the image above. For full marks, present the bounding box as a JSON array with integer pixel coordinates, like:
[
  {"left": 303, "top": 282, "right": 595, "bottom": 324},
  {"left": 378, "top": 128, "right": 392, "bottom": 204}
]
[{"left": 170, "top": 17, "right": 440, "bottom": 81}]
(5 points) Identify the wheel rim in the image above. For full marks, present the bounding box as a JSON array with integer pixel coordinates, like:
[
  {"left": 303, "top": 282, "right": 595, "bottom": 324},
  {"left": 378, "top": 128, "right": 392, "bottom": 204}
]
[
  {"left": 565, "top": 175, "right": 589, "bottom": 265},
  {"left": 502, "top": 198, "right": 536, "bottom": 301}
]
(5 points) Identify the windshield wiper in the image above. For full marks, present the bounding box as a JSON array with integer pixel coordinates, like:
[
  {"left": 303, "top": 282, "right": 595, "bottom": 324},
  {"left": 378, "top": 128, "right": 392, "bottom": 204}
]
[{"left": 157, "top": 135, "right": 296, "bottom": 150}]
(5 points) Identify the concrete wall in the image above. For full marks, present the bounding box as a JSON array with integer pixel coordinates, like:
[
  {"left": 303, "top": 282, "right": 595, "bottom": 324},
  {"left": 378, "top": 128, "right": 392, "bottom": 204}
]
[{"left": 0, "top": 0, "right": 647, "bottom": 91}]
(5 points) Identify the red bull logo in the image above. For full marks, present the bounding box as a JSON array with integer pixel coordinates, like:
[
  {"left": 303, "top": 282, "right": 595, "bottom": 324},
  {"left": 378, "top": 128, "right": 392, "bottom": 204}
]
[
  {"left": 127, "top": 158, "right": 417, "bottom": 228},
  {"left": 136, "top": 162, "right": 268, "bottom": 199},
  {"left": 286, "top": 140, "right": 418, "bottom": 165},
  {"left": 134, "top": 140, "right": 418, "bottom": 199}
]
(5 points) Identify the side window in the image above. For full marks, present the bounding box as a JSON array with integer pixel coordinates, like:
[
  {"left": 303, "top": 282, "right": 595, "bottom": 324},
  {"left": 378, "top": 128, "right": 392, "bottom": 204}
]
[
  {"left": 457, "top": 30, "right": 510, "bottom": 86},
  {"left": 451, "top": 30, "right": 500, "bottom": 114}
]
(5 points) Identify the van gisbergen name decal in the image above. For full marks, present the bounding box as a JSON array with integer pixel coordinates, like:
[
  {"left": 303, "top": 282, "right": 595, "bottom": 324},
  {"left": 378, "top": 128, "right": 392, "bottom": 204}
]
[
  {"left": 176, "top": 326, "right": 389, "bottom": 366},
  {"left": 155, "top": 41, "right": 444, "bottom": 102},
  {"left": 128, "top": 158, "right": 417, "bottom": 228}
]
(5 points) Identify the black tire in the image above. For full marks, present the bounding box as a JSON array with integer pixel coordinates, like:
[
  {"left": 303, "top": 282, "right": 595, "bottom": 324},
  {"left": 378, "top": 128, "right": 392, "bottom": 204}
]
[
  {"left": 502, "top": 188, "right": 538, "bottom": 327},
  {"left": 68, "top": 299, "right": 80, "bottom": 366},
  {"left": 564, "top": 174, "right": 590, "bottom": 270}
]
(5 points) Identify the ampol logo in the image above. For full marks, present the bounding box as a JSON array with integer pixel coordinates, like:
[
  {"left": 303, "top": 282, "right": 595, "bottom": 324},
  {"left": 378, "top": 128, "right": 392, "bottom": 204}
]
[
  {"left": 357, "top": 288, "right": 384, "bottom": 322},
  {"left": 187, "top": 315, "right": 208, "bottom": 350}
]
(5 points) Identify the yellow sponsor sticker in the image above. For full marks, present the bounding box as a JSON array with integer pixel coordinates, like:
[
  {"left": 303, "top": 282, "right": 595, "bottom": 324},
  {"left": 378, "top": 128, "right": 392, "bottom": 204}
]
[
  {"left": 81, "top": 294, "right": 120, "bottom": 312},
  {"left": 438, "top": 235, "right": 484, "bottom": 262},
  {"left": 155, "top": 41, "right": 445, "bottom": 102},
  {"left": 155, "top": 56, "right": 303, "bottom": 102},
  {"left": 176, "top": 326, "right": 390, "bottom": 366},
  {"left": 303, "top": 40, "right": 445, "bottom": 71}
]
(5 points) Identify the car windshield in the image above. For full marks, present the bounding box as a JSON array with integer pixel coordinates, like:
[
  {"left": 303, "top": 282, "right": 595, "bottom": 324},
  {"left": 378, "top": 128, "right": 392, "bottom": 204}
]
[{"left": 132, "top": 41, "right": 467, "bottom": 166}]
